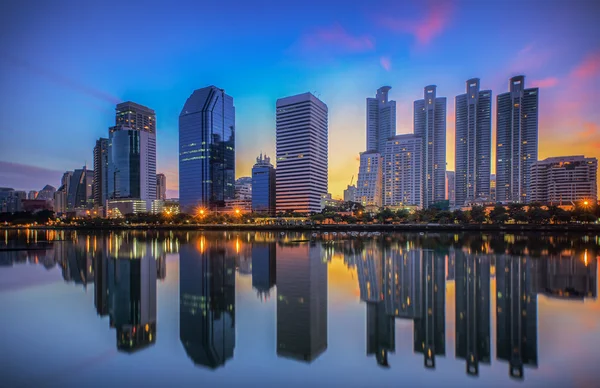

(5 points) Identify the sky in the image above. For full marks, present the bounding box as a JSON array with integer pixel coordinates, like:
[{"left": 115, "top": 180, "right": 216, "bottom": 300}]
[{"left": 0, "top": 0, "right": 599, "bottom": 199}]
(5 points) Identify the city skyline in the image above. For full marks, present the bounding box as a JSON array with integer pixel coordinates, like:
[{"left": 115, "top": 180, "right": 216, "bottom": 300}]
[{"left": 1, "top": 0, "right": 599, "bottom": 199}]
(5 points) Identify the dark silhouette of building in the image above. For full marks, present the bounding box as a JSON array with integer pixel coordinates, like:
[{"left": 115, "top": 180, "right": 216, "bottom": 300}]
[
  {"left": 496, "top": 256, "right": 538, "bottom": 379},
  {"left": 366, "top": 301, "right": 395, "bottom": 367},
  {"left": 276, "top": 242, "right": 327, "bottom": 362},
  {"left": 414, "top": 250, "right": 446, "bottom": 368},
  {"left": 455, "top": 253, "right": 491, "bottom": 375},
  {"left": 94, "top": 250, "right": 109, "bottom": 317},
  {"left": 251, "top": 243, "right": 276, "bottom": 300},
  {"left": 179, "top": 240, "right": 235, "bottom": 369}
]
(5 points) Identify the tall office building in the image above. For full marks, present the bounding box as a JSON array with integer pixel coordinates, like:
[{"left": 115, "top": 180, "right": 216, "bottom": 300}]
[
  {"left": 276, "top": 92, "right": 328, "bottom": 214},
  {"left": 367, "top": 86, "right": 396, "bottom": 154},
  {"left": 156, "top": 173, "right": 167, "bottom": 200},
  {"left": 93, "top": 138, "right": 109, "bottom": 207},
  {"left": 496, "top": 75, "right": 539, "bottom": 203},
  {"left": 276, "top": 243, "right": 327, "bottom": 362},
  {"left": 252, "top": 153, "right": 276, "bottom": 215},
  {"left": 455, "top": 79, "right": 492, "bottom": 206},
  {"left": 530, "top": 156, "right": 597, "bottom": 204},
  {"left": 67, "top": 167, "right": 93, "bottom": 210},
  {"left": 445, "top": 171, "right": 456, "bottom": 207},
  {"left": 490, "top": 174, "right": 497, "bottom": 202},
  {"left": 180, "top": 240, "right": 236, "bottom": 368},
  {"left": 383, "top": 134, "right": 422, "bottom": 207},
  {"left": 356, "top": 151, "right": 382, "bottom": 207},
  {"left": 414, "top": 85, "right": 447, "bottom": 208},
  {"left": 455, "top": 253, "right": 491, "bottom": 376},
  {"left": 496, "top": 255, "right": 538, "bottom": 379},
  {"left": 343, "top": 184, "right": 357, "bottom": 203},
  {"left": 179, "top": 86, "right": 235, "bottom": 212},
  {"left": 108, "top": 102, "right": 157, "bottom": 201}
]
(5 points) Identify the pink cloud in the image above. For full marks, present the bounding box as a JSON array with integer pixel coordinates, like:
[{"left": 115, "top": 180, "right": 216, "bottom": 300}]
[
  {"left": 530, "top": 77, "right": 559, "bottom": 88},
  {"left": 297, "top": 24, "right": 374, "bottom": 54},
  {"left": 379, "top": 0, "right": 453, "bottom": 46},
  {"left": 380, "top": 56, "right": 392, "bottom": 71},
  {"left": 571, "top": 52, "right": 600, "bottom": 79},
  {"left": 580, "top": 122, "right": 599, "bottom": 138}
]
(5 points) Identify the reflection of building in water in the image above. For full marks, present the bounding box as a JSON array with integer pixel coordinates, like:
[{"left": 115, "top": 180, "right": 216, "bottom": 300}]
[
  {"left": 277, "top": 243, "right": 327, "bottom": 362},
  {"left": 180, "top": 241, "right": 236, "bottom": 369},
  {"left": 239, "top": 255, "right": 252, "bottom": 276},
  {"left": 251, "top": 244, "right": 276, "bottom": 300},
  {"left": 384, "top": 249, "right": 422, "bottom": 319},
  {"left": 455, "top": 253, "right": 491, "bottom": 375},
  {"left": 107, "top": 243, "right": 157, "bottom": 353},
  {"left": 496, "top": 256, "right": 537, "bottom": 379},
  {"left": 447, "top": 250, "right": 456, "bottom": 281},
  {"left": 156, "top": 253, "right": 167, "bottom": 280},
  {"left": 61, "top": 238, "right": 95, "bottom": 287},
  {"left": 94, "top": 250, "right": 109, "bottom": 317},
  {"left": 535, "top": 255, "right": 597, "bottom": 299},
  {"left": 414, "top": 250, "right": 446, "bottom": 368},
  {"left": 356, "top": 244, "right": 383, "bottom": 302},
  {"left": 366, "top": 301, "right": 395, "bottom": 367}
]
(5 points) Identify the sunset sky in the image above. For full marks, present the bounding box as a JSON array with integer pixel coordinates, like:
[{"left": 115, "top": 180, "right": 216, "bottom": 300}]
[{"left": 0, "top": 0, "right": 599, "bottom": 199}]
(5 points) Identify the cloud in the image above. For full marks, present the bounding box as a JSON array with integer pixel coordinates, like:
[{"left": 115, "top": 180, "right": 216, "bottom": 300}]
[
  {"left": 0, "top": 53, "right": 120, "bottom": 104},
  {"left": 379, "top": 0, "right": 453, "bottom": 46},
  {"left": 571, "top": 52, "right": 600, "bottom": 79},
  {"left": 380, "top": 56, "right": 392, "bottom": 71},
  {"left": 295, "top": 24, "right": 374, "bottom": 55},
  {"left": 0, "top": 161, "right": 64, "bottom": 191},
  {"left": 530, "top": 77, "right": 559, "bottom": 88},
  {"left": 580, "top": 122, "right": 598, "bottom": 138}
]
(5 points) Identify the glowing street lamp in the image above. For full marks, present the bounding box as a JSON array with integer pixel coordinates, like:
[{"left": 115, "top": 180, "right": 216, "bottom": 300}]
[{"left": 235, "top": 209, "right": 240, "bottom": 215}]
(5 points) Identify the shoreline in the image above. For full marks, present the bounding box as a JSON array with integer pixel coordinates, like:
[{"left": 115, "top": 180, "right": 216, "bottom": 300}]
[{"left": 2, "top": 223, "right": 600, "bottom": 233}]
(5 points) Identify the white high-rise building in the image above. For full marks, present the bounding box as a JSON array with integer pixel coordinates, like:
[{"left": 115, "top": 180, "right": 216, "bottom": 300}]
[
  {"left": 530, "top": 156, "right": 597, "bottom": 204},
  {"left": 383, "top": 134, "right": 422, "bottom": 207},
  {"left": 414, "top": 85, "right": 446, "bottom": 208},
  {"left": 367, "top": 86, "right": 396, "bottom": 154},
  {"left": 276, "top": 92, "right": 328, "bottom": 214},
  {"left": 455, "top": 78, "right": 492, "bottom": 206},
  {"left": 356, "top": 151, "right": 382, "bottom": 207}
]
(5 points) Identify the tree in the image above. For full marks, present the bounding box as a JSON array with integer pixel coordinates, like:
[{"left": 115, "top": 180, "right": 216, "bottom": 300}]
[
  {"left": 527, "top": 205, "right": 550, "bottom": 224},
  {"left": 310, "top": 214, "right": 325, "bottom": 224},
  {"left": 489, "top": 205, "right": 509, "bottom": 224},
  {"left": 453, "top": 209, "right": 470, "bottom": 224},
  {"left": 470, "top": 206, "right": 487, "bottom": 223}
]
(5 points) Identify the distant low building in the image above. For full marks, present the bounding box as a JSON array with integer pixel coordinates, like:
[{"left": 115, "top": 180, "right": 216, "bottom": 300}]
[
  {"left": 530, "top": 156, "right": 597, "bottom": 204},
  {"left": 343, "top": 185, "right": 357, "bottom": 203},
  {"left": 22, "top": 199, "right": 53, "bottom": 213},
  {"left": 321, "top": 193, "right": 343, "bottom": 210}
]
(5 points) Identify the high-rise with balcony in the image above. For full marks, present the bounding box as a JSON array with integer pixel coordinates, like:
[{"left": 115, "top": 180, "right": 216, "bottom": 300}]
[
  {"left": 530, "top": 156, "right": 597, "bottom": 204},
  {"left": 356, "top": 151, "right": 382, "bottom": 207},
  {"left": 414, "top": 85, "right": 446, "bottom": 208},
  {"left": 367, "top": 86, "right": 396, "bottom": 154},
  {"left": 383, "top": 134, "right": 422, "bottom": 207},
  {"left": 179, "top": 86, "right": 235, "bottom": 212},
  {"left": 108, "top": 102, "right": 157, "bottom": 201},
  {"left": 496, "top": 75, "right": 538, "bottom": 203},
  {"left": 455, "top": 79, "right": 492, "bottom": 206},
  {"left": 93, "top": 138, "right": 109, "bottom": 207},
  {"left": 276, "top": 92, "right": 328, "bottom": 214}
]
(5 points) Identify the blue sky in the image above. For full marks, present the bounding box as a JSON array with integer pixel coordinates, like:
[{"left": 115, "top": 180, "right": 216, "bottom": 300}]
[{"left": 0, "top": 0, "right": 599, "bottom": 198}]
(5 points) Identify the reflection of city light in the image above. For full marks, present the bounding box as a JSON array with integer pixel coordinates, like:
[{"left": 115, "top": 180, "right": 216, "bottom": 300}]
[
  {"left": 236, "top": 238, "right": 240, "bottom": 254},
  {"left": 584, "top": 250, "right": 588, "bottom": 266}
]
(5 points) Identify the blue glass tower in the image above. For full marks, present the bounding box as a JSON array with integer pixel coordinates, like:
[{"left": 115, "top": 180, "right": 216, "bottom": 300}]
[
  {"left": 179, "top": 86, "right": 235, "bottom": 213},
  {"left": 251, "top": 153, "right": 275, "bottom": 215}
]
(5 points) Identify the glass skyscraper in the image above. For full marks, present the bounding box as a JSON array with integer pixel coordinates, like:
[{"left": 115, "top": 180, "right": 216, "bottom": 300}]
[
  {"left": 251, "top": 153, "right": 276, "bottom": 215},
  {"left": 93, "top": 137, "right": 109, "bottom": 207},
  {"left": 366, "top": 86, "right": 396, "bottom": 154},
  {"left": 455, "top": 79, "right": 492, "bottom": 206},
  {"left": 107, "top": 102, "right": 157, "bottom": 201},
  {"left": 496, "top": 75, "right": 539, "bottom": 203},
  {"left": 414, "top": 85, "right": 447, "bottom": 209},
  {"left": 179, "top": 86, "right": 235, "bottom": 212}
]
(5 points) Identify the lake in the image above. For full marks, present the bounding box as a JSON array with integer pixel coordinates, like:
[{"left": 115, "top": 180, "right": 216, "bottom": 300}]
[{"left": 1, "top": 229, "right": 598, "bottom": 387}]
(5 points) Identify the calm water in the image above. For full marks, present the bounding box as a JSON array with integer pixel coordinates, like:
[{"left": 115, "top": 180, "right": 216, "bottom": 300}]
[{"left": 1, "top": 230, "right": 599, "bottom": 388}]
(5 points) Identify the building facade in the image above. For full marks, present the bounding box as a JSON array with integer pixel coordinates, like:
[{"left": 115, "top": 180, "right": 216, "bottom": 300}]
[
  {"left": 530, "top": 156, "right": 598, "bottom": 204},
  {"left": 67, "top": 167, "right": 93, "bottom": 210},
  {"left": 414, "top": 85, "right": 447, "bottom": 208},
  {"left": 179, "top": 86, "right": 235, "bottom": 212},
  {"left": 276, "top": 92, "right": 328, "bottom": 214},
  {"left": 343, "top": 184, "right": 357, "bottom": 203},
  {"left": 108, "top": 102, "right": 157, "bottom": 203},
  {"left": 367, "top": 86, "right": 396, "bottom": 154},
  {"left": 496, "top": 75, "right": 539, "bottom": 203},
  {"left": 252, "top": 153, "right": 276, "bottom": 215},
  {"left": 490, "top": 174, "right": 496, "bottom": 202},
  {"left": 383, "top": 134, "right": 422, "bottom": 207},
  {"left": 446, "top": 171, "right": 456, "bottom": 207},
  {"left": 93, "top": 137, "right": 109, "bottom": 207},
  {"left": 356, "top": 151, "right": 382, "bottom": 207},
  {"left": 156, "top": 173, "right": 167, "bottom": 200},
  {"left": 455, "top": 79, "right": 492, "bottom": 206}
]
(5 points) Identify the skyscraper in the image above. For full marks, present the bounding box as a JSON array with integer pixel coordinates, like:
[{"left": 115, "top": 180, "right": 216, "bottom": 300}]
[
  {"left": 366, "top": 86, "right": 396, "bottom": 154},
  {"left": 445, "top": 171, "right": 456, "bottom": 207},
  {"left": 179, "top": 86, "right": 235, "bottom": 212},
  {"left": 383, "top": 134, "right": 422, "bottom": 207},
  {"left": 275, "top": 92, "right": 328, "bottom": 214},
  {"left": 414, "top": 85, "right": 447, "bottom": 208},
  {"left": 108, "top": 102, "right": 157, "bottom": 201},
  {"left": 496, "top": 75, "right": 539, "bottom": 203},
  {"left": 67, "top": 167, "right": 93, "bottom": 210},
  {"left": 455, "top": 79, "right": 492, "bottom": 206},
  {"left": 156, "top": 173, "right": 167, "bottom": 200},
  {"left": 356, "top": 151, "right": 382, "bottom": 207},
  {"left": 93, "top": 137, "right": 109, "bottom": 207},
  {"left": 252, "top": 153, "right": 276, "bottom": 215}
]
